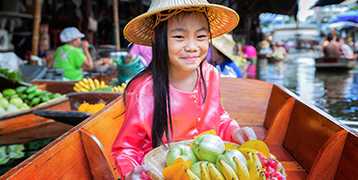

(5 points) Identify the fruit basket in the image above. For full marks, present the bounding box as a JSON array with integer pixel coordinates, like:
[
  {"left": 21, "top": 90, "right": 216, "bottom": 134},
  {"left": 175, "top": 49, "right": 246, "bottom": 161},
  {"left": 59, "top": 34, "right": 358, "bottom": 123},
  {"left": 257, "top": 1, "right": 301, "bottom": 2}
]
[{"left": 143, "top": 134, "right": 286, "bottom": 180}]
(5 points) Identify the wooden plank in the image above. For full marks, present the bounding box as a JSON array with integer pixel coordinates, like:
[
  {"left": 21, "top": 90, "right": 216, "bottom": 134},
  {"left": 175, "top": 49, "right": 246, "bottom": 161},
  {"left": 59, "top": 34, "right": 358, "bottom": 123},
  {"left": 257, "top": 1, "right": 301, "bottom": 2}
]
[
  {"left": 265, "top": 98, "right": 295, "bottom": 145},
  {"left": 335, "top": 133, "right": 358, "bottom": 180},
  {"left": 264, "top": 85, "right": 292, "bottom": 129},
  {"left": 0, "top": 121, "right": 71, "bottom": 145},
  {"left": 82, "top": 97, "right": 124, "bottom": 176},
  {"left": 80, "top": 129, "right": 116, "bottom": 180},
  {"left": 307, "top": 130, "right": 347, "bottom": 180},
  {"left": 0, "top": 101, "right": 70, "bottom": 135},
  {"left": 284, "top": 101, "right": 342, "bottom": 172},
  {"left": 31, "top": 81, "right": 76, "bottom": 94},
  {"left": 0, "top": 101, "right": 72, "bottom": 144},
  {"left": 220, "top": 78, "right": 272, "bottom": 126},
  {"left": 2, "top": 132, "right": 92, "bottom": 179}
]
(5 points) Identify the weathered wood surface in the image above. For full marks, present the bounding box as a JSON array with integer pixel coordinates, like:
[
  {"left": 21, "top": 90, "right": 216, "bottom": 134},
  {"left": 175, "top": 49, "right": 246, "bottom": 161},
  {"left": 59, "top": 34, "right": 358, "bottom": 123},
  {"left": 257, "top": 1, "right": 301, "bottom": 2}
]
[
  {"left": 0, "top": 101, "right": 72, "bottom": 145},
  {"left": 2, "top": 78, "right": 358, "bottom": 180},
  {"left": 32, "top": 80, "right": 76, "bottom": 94}
]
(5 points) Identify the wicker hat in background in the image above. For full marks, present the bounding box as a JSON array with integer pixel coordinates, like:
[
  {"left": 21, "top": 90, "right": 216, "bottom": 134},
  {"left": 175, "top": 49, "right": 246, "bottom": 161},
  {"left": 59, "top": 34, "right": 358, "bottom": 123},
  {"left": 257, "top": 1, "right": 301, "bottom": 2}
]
[
  {"left": 212, "top": 33, "right": 242, "bottom": 63},
  {"left": 124, "top": 0, "right": 240, "bottom": 46}
]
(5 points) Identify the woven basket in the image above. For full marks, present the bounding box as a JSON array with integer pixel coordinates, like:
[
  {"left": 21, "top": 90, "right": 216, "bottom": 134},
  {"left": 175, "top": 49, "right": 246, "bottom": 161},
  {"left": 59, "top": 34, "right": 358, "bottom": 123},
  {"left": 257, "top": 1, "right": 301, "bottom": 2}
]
[{"left": 143, "top": 140, "right": 238, "bottom": 180}]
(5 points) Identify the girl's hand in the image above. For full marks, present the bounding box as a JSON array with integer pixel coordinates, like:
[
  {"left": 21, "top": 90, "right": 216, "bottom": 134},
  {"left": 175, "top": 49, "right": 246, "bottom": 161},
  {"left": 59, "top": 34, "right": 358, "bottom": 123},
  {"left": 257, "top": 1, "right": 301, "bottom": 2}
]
[
  {"left": 125, "top": 165, "right": 149, "bottom": 180},
  {"left": 232, "top": 127, "right": 257, "bottom": 144}
]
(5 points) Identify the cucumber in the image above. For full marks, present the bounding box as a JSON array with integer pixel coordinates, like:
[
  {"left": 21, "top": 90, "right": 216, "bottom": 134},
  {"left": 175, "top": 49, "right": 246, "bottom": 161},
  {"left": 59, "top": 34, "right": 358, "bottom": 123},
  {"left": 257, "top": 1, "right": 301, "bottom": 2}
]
[
  {"left": 41, "top": 96, "right": 49, "bottom": 102},
  {"left": 30, "top": 98, "right": 41, "bottom": 106},
  {"left": 25, "top": 86, "right": 37, "bottom": 94},
  {"left": 27, "top": 93, "right": 36, "bottom": 100},
  {"left": 16, "top": 86, "right": 27, "bottom": 94}
]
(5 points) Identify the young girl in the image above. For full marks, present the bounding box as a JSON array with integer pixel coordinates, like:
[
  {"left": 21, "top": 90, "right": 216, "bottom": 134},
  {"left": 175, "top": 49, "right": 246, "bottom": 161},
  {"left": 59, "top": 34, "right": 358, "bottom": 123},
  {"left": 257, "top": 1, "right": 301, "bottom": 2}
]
[{"left": 112, "top": 0, "right": 257, "bottom": 179}]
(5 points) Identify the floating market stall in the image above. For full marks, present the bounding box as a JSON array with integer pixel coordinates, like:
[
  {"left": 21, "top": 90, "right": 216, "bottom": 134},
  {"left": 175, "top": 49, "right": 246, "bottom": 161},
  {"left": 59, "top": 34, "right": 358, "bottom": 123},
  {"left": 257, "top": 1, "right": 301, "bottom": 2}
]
[{"left": 1, "top": 78, "right": 357, "bottom": 179}]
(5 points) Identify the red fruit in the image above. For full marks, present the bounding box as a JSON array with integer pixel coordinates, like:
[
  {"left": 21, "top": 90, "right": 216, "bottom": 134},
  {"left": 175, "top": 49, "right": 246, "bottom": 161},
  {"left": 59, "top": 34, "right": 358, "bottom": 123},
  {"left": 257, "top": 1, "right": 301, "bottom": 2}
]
[{"left": 268, "top": 159, "right": 278, "bottom": 169}]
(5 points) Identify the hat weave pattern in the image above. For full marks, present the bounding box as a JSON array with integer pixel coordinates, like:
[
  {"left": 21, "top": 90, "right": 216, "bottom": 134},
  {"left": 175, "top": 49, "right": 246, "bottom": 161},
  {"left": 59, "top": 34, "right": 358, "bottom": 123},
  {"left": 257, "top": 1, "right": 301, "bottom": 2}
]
[{"left": 124, "top": 0, "right": 239, "bottom": 46}]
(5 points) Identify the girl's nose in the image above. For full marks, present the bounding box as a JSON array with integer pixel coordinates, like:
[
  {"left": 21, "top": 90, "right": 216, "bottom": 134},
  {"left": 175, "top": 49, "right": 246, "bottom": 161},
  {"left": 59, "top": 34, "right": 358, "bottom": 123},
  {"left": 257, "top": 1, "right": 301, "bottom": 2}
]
[{"left": 184, "top": 40, "right": 199, "bottom": 52}]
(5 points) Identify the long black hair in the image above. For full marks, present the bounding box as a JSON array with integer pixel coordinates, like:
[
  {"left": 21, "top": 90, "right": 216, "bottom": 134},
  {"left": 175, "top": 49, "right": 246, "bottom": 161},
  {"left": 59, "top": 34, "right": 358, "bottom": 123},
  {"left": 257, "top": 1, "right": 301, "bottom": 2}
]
[{"left": 125, "top": 11, "right": 209, "bottom": 148}]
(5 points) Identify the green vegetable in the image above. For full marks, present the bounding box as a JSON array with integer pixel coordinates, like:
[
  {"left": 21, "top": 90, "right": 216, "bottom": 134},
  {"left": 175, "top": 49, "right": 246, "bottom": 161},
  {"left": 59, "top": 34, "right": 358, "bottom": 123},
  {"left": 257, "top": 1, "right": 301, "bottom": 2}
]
[
  {"left": 8, "top": 145, "right": 25, "bottom": 159},
  {"left": 25, "top": 86, "right": 37, "bottom": 94},
  {"left": 32, "top": 90, "right": 45, "bottom": 97},
  {"left": 0, "top": 67, "right": 22, "bottom": 83},
  {"left": 16, "top": 86, "right": 27, "bottom": 94},
  {"left": 27, "top": 93, "right": 36, "bottom": 100},
  {"left": 2, "top": 89, "right": 16, "bottom": 97},
  {"left": 0, "top": 146, "right": 9, "bottom": 165},
  {"left": 54, "top": 93, "right": 62, "bottom": 98},
  {"left": 30, "top": 98, "right": 41, "bottom": 106},
  {"left": 41, "top": 96, "right": 49, "bottom": 102}
]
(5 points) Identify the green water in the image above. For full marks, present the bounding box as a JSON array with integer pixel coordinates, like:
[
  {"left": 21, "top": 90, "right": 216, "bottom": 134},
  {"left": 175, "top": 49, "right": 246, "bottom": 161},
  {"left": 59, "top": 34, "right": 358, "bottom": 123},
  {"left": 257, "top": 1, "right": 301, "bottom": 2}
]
[{"left": 259, "top": 50, "right": 358, "bottom": 122}]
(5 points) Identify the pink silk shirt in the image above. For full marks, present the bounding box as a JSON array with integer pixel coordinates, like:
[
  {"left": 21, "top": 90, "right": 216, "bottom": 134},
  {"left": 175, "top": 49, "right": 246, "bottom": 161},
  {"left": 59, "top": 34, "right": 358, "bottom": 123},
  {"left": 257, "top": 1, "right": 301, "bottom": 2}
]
[{"left": 111, "top": 62, "right": 240, "bottom": 177}]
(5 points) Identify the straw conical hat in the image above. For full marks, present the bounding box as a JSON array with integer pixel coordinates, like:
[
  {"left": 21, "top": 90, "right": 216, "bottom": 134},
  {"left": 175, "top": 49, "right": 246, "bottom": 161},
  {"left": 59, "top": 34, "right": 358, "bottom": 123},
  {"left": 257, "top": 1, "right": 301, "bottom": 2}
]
[
  {"left": 212, "top": 34, "right": 242, "bottom": 63},
  {"left": 124, "top": 0, "right": 240, "bottom": 46}
]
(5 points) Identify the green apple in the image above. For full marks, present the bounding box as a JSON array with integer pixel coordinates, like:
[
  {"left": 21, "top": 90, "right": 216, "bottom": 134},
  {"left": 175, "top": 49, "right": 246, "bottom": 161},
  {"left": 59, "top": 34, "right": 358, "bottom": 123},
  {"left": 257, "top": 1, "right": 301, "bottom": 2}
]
[
  {"left": 216, "top": 150, "right": 247, "bottom": 170},
  {"left": 10, "top": 97, "right": 24, "bottom": 108},
  {"left": 0, "top": 98, "right": 9, "bottom": 109},
  {"left": 192, "top": 134, "right": 225, "bottom": 163},
  {"left": 166, "top": 144, "right": 197, "bottom": 166}
]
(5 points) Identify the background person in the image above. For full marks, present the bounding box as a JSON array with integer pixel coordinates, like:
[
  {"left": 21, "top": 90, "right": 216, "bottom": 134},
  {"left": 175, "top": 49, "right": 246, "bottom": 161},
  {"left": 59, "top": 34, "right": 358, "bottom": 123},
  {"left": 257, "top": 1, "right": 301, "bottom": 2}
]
[{"left": 53, "top": 27, "right": 94, "bottom": 81}]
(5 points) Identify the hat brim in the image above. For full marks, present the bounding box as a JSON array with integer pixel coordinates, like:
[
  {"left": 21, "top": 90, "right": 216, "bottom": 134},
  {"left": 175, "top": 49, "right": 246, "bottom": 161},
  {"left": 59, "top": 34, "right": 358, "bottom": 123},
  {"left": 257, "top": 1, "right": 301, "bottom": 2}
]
[
  {"left": 212, "top": 35, "right": 244, "bottom": 65},
  {"left": 124, "top": 4, "right": 239, "bottom": 46},
  {"left": 60, "top": 33, "right": 85, "bottom": 43}
]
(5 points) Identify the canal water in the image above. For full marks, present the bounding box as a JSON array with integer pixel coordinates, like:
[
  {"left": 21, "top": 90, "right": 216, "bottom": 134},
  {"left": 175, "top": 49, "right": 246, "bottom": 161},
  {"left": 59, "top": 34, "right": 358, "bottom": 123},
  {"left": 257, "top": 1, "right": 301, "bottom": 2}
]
[{"left": 259, "top": 49, "right": 358, "bottom": 124}]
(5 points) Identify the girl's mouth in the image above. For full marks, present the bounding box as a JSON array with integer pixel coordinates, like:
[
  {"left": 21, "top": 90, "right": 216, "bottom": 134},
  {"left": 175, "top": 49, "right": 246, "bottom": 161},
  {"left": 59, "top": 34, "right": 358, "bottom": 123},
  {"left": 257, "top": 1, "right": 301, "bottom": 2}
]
[{"left": 181, "top": 57, "right": 199, "bottom": 63}]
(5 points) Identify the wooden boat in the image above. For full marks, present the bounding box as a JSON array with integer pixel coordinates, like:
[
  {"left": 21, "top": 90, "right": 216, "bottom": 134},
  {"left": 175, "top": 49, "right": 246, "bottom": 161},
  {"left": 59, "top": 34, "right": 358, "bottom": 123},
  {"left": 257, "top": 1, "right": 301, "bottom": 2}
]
[
  {"left": 315, "top": 57, "right": 356, "bottom": 70},
  {"left": 2, "top": 78, "right": 358, "bottom": 179},
  {"left": 0, "top": 92, "right": 120, "bottom": 145},
  {"left": 31, "top": 80, "right": 76, "bottom": 94}
]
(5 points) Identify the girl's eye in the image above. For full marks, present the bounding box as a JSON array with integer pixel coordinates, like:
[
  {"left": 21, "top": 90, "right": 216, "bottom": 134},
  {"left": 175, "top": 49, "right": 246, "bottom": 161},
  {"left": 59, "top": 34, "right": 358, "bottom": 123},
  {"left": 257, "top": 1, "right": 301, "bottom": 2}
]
[
  {"left": 172, "top": 35, "right": 184, "bottom": 39},
  {"left": 197, "top": 35, "right": 208, "bottom": 40}
]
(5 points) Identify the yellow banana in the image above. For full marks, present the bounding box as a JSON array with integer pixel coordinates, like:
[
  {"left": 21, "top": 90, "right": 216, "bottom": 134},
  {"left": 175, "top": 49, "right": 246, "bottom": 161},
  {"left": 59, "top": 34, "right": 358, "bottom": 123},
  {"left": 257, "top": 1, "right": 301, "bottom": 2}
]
[
  {"left": 200, "top": 162, "right": 211, "bottom": 180},
  {"left": 94, "top": 79, "right": 100, "bottom": 89},
  {"left": 73, "top": 86, "right": 80, "bottom": 92},
  {"left": 186, "top": 169, "right": 200, "bottom": 180},
  {"left": 217, "top": 160, "right": 239, "bottom": 180},
  {"left": 88, "top": 79, "right": 96, "bottom": 90},
  {"left": 247, "top": 152, "right": 262, "bottom": 180},
  {"left": 100, "top": 80, "right": 107, "bottom": 88},
  {"left": 77, "top": 81, "right": 90, "bottom": 90},
  {"left": 233, "top": 156, "right": 250, "bottom": 180},
  {"left": 257, "top": 168, "right": 266, "bottom": 180},
  {"left": 82, "top": 78, "right": 89, "bottom": 85},
  {"left": 238, "top": 147, "right": 259, "bottom": 159},
  {"left": 207, "top": 163, "right": 224, "bottom": 180}
]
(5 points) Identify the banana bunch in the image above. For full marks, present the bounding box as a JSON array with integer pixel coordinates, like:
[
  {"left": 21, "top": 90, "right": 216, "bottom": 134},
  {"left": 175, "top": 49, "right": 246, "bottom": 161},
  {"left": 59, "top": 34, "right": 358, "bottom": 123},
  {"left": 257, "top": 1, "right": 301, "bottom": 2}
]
[
  {"left": 77, "top": 102, "right": 106, "bottom": 114},
  {"left": 73, "top": 78, "right": 108, "bottom": 92},
  {"left": 112, "top": 83, "right": 127, "bottom": 93}
]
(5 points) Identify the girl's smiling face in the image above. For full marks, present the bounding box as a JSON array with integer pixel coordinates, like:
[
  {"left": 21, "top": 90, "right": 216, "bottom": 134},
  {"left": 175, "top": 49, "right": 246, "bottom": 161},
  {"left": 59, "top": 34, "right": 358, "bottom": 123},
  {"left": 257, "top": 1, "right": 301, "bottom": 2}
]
[{"left": 167, "top": 12, "right": 209, "bottom": 73}]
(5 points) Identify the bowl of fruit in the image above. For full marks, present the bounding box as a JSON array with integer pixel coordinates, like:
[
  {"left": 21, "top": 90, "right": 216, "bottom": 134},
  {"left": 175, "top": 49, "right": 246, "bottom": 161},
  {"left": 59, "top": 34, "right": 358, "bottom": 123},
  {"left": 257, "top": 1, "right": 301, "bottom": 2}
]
[{"left": 143, "top": 131, "right": 286, "bottom": 180}]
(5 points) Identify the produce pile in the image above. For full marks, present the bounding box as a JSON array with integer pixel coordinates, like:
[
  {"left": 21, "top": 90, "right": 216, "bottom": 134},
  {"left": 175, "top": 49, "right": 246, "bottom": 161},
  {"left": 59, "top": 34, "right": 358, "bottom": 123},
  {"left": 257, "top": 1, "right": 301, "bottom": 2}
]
[
  {"left": 77, "top": 102, "right": 106, "bottom": 114},
  {"left": 0, "top": 86, "right": 63, "bottom": 116},
  {"left": 73, "top": 78, "right": 126, "bottom": 93},
  {"left": 162, "top": 133, "right": 286, "bottom": 180}
]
